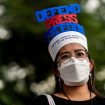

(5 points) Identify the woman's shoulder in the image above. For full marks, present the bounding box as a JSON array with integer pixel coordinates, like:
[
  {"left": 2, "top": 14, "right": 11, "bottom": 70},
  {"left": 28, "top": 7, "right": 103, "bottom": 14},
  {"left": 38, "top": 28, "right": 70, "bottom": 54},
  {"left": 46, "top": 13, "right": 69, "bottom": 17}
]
[{"left": 29, "top": 94, "right": 49, "bottom": 105}]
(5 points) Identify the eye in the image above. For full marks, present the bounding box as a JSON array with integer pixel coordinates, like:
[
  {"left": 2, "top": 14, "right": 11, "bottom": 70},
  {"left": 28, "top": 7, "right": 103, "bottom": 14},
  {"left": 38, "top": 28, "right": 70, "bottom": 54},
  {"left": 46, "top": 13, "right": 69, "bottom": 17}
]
[
  {"left": 76, "top": 51, "right": 86, "bottom": 58},
  {"left": 60, "top": 54, "right": 70, "bottom": 60},
  {"left": 78, "top": 52, "right": 84, "bottom": 56}
]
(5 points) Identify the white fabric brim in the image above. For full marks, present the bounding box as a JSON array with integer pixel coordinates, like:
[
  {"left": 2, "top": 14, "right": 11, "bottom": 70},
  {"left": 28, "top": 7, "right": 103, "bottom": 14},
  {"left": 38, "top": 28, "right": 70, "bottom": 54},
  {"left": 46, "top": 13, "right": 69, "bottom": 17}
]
[{"left": 48, "top": 31, "right": 88, "bottom": 61}]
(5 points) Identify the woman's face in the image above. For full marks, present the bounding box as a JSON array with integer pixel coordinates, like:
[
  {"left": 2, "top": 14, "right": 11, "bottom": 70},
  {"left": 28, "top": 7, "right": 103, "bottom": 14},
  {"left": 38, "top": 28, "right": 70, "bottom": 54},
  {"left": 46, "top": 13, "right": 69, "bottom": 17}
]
[
  {"left": 56, "top": 43, "right": 88, "bottom": 65},
  {"left": 55, "top": 43, "right": 94, "bottom": 86}
]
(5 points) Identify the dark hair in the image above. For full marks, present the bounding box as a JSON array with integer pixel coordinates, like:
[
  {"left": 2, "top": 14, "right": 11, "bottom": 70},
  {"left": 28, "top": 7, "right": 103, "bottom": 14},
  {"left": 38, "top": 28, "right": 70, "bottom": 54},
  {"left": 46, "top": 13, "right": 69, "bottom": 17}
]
[
  {"left": 53, "top": 54, "right": 105, "bottom": 98},
  {"left": 87, "top": 55, "right": 105, "bottom": 98}
]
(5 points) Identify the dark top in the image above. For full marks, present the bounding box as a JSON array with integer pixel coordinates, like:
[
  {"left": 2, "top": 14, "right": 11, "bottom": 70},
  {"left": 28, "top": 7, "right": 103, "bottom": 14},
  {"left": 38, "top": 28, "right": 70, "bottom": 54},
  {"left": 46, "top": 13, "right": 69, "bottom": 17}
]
[{"left": 29, "top": 94, "right": 105, "bottom": 105}]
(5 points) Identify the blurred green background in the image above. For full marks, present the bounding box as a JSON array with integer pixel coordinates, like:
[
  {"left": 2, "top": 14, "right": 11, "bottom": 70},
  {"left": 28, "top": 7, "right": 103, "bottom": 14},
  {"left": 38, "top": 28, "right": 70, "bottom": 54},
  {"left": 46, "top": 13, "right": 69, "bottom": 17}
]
[{"left": 0, "top": 0, "right": 105, "bottom": 105}]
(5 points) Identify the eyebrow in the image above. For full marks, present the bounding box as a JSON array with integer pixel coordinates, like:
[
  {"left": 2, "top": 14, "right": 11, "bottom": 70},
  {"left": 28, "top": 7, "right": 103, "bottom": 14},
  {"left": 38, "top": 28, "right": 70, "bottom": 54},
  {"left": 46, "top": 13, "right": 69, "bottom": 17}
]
[
  {"left": 75, "top": 49, "right": 86, "bottom": 52},
  {"left": 59, "top": 49, "right": 86, "bottom": 56}
]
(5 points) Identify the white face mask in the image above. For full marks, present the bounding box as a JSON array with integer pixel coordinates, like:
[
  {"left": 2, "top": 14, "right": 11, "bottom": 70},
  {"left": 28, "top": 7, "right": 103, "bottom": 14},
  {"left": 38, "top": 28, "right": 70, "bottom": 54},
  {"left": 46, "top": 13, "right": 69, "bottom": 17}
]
[{"left": 57, "top": 57, "right": 90, "bottom": 86}]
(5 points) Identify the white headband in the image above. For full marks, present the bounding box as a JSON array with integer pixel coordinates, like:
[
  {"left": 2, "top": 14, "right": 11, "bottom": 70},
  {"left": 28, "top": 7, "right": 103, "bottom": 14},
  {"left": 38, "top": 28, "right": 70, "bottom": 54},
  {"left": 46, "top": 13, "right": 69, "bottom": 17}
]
[{"left": 48, "top": 31, "right": 88, "bottom": 61}]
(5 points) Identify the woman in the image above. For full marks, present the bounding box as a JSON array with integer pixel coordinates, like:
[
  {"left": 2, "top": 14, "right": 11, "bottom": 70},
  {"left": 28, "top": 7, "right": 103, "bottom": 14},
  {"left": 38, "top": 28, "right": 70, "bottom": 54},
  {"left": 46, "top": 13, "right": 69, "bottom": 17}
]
[
  {"left": 30, "top": 4, "right": 105, "bottom": 105},
  {"left": 29, "top": 31, "right": 105, "bottom": 105}
]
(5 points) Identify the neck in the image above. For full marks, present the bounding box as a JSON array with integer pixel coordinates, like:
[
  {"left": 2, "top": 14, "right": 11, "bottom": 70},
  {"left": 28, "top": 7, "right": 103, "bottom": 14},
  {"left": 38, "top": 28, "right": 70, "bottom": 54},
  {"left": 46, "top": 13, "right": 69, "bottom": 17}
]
[{"left": 63, "top": 83, "right": 94, "bottom": 101}]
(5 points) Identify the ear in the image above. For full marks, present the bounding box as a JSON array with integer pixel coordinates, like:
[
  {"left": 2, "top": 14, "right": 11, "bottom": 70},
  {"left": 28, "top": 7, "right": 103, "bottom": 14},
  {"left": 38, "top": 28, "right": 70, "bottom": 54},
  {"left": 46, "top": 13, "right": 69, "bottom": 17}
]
[
  {"left": 53, "top": 68, "right": 60, "bottom": 77},
  {"left": 89, "top": 59, "right": 94, "bottom": 72}
]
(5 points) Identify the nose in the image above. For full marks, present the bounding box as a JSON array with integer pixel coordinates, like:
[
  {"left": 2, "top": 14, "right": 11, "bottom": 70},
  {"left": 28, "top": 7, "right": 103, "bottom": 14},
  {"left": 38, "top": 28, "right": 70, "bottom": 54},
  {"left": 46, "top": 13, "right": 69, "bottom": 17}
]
[
  {"left": 70, "top": 52, "right": 76, "bottom": 58},
  {"left": 70, "top": 57, "right": 76, "bottom": 62}
]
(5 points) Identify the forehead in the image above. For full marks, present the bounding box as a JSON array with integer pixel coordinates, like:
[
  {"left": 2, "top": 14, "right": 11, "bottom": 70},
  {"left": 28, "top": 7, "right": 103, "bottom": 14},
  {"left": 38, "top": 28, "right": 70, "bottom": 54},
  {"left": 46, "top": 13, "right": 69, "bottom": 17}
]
[{"left": 58, "top": 43, "right": 85, "bottom": 53}]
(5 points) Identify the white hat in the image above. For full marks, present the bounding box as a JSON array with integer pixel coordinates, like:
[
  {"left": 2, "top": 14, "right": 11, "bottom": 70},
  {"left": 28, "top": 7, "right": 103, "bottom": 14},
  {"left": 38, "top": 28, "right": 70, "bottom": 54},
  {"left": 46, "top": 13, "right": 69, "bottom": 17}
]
[{"left": 48, "top": 31, "right": 88, "bottom": 61}]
